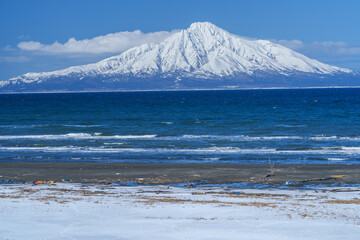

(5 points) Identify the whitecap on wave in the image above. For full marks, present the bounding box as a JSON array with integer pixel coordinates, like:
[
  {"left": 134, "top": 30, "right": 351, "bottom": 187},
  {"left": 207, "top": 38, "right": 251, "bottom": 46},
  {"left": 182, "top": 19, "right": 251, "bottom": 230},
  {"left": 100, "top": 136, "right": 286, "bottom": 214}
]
[
  {"left": 1, "top": 146, "right": 360, "bottom": 155},
  {"left": 327, "top": 158, "right": 347, "bottom": 161},
  {"left": 310, "top": 136, "right": 360, "bottom": 141},
  {"left": 0, "top": 133, "right": 157, "bottom": 140}
]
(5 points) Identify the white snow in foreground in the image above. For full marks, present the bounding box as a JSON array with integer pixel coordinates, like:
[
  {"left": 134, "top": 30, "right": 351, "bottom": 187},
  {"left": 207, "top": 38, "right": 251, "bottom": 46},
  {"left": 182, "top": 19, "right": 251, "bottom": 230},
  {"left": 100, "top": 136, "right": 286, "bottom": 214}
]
[{"left": 0, "top": 184, "right": 359, "bottom": 240}]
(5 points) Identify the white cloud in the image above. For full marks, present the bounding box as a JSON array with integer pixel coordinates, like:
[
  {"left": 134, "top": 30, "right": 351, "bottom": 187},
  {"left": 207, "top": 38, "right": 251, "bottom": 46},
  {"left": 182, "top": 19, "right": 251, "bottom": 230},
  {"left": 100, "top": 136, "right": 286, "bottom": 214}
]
[
  {"left": 17, "top": 30, "right": 177, "bottom": 56},
  {"left": 272, "top": 39, "right": 360, "bottom": 56}
]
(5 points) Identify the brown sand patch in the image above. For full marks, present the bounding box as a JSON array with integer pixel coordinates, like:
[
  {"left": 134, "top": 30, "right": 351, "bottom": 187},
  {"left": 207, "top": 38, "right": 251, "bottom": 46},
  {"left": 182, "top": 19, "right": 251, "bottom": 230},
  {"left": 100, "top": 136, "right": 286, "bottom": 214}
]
[
  {"left": 137, "top": 195, "right": 278, "bottom": 208},
  {"left": 0, "top": 194, "right": 23, "bottom": 199},
  {"left": 325, "top": 199, "right": 360, "bottom": 204},
  {"left": 41, "top": 188, "right": 113, "bottom": 196}
]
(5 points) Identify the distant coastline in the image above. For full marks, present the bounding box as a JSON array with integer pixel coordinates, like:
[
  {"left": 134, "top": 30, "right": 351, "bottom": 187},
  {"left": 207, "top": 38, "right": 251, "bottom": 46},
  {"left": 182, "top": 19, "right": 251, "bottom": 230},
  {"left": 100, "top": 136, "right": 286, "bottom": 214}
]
[{"left": 1, "top": 85, "right": 360, "bottom": 94}]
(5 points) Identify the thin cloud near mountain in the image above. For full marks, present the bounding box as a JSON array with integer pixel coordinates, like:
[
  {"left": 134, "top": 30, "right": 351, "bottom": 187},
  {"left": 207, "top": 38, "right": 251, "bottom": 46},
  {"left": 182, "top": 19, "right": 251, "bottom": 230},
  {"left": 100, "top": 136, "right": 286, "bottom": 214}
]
[{"left": 17, "top": 30, "right": 178, "bottom": 55}]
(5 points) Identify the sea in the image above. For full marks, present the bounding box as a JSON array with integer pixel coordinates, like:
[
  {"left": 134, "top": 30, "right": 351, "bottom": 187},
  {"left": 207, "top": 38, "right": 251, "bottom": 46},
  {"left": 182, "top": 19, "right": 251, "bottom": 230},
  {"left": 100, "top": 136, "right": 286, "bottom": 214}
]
[{"left": 1, "top": 88, "right": 360, "bottom": 164}]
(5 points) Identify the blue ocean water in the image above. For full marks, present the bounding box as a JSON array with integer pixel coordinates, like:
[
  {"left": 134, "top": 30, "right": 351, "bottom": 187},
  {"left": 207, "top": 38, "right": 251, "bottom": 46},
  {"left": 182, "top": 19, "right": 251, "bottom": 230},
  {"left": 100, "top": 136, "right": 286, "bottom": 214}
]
[{"left": 1, "top": 89, "right": 360, "bottom": 164}]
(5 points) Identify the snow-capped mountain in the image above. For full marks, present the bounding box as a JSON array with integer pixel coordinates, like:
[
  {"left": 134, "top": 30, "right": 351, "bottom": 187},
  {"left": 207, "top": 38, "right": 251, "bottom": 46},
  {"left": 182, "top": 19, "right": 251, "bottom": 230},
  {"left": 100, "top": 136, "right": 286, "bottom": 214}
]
[{"left": 1, "top": 22, "right": 358, "bottom": 92}]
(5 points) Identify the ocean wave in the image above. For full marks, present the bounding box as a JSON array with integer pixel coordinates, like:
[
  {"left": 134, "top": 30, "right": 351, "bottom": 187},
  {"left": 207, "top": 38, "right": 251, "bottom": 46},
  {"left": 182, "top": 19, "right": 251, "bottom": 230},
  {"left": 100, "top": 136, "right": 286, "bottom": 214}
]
[
  {"left": 310, "top": 136, "right": 360, "bottom": 141},
  {"left": 0, "top": 124, "right": 49, "bottom": 129},
  {"left": 276, "top": 124, "right": 307, "bottom": 128},
  {"left": 62, "top": 124, "right": 103, "bottom": 128},
  {"left": 0, "top": 146, "right": 261, "bottom": 154},
  {"left": 202, "top": 157, "right": 221, "bottom": 161},
  {"left": 0, "top": 146, "right": 358, "bottom": 155},
  {"left": 326, "top": 157, "right": 347, "bottom": 161},
  {"left": 0, "top": 124, "right": 103, "bottom": 129},
  {"left": 103, "top": 142, "right": 126, "bottom": 145},
  {"left": 0, "top": 133, "right": 157, "bottom": 140},
  {"left": 0, "top": 133, "right": 286, "bottom": 141},
  {"left": 161, "top": 122, "right": 173, "bottom": 125},
  {"left": 176, "top": 135, "right": 303, "bottom": 141},
  {"left": 2, "top": 133, "right": 360, "bottom": 143},
  {"left": 277, "top": 147, "right": 360, "bottom": 155},
  {"left": 172, "top": 135, "right": 360, "bottom": 141},
  {"left": 310, "top": 136, "right": 338, "bottom": 140},
  {"left": 113, "top": 135, "right": 157, "bottom": 139}
]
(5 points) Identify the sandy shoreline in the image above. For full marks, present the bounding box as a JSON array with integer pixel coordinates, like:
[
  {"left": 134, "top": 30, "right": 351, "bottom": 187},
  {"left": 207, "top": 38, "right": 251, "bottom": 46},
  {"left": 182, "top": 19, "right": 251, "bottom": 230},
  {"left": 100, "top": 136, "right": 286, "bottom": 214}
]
[{"left": 1, "top": 162, "right": 359, "bottom": 185}]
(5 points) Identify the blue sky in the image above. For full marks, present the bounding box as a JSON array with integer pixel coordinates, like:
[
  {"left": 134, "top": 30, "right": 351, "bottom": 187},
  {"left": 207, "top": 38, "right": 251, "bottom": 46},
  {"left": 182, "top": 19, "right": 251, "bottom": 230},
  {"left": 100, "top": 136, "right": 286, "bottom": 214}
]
[{"left": 1, "top": 0, "right": 360, "bottom": 80}]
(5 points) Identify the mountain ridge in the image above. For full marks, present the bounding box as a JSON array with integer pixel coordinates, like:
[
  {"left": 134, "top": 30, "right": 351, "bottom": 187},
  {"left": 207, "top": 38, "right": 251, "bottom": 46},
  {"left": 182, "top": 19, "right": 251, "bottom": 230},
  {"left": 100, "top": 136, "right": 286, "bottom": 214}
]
[{"left": 1, "top": 22, "right": 358, "bottom": 92}]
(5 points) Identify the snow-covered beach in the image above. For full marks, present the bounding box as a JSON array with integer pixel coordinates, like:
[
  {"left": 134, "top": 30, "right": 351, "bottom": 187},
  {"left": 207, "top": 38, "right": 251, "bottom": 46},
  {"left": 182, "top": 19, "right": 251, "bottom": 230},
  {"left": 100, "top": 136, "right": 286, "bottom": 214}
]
[{"left": 1, "top": 183, "right": 359, "bottom": 240}]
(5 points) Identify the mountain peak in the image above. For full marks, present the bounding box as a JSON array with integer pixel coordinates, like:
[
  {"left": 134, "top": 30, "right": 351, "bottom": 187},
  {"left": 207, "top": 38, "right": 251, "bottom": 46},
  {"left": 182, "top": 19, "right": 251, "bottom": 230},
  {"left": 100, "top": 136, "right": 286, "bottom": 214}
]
[
  {"left": 189, "top": 22, "right": 217, "bottom": 30},
  {"left": 187, "top": 22, "right": 225, "bottom": 36},
  {"left": 1, "top": 22, "right": 356, "bottom": 92}
]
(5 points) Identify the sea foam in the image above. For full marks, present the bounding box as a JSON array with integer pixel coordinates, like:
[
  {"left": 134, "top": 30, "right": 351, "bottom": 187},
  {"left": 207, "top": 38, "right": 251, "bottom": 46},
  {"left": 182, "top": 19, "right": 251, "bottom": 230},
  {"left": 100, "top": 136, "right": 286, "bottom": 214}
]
[{"left": 0, "top": 146, "right": 359, "bottom": 155}]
